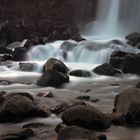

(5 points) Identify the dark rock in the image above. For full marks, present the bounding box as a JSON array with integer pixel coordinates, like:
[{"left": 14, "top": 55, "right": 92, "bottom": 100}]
[
  {"left": 93, "top": 63, "right": 119, "bottom": 76},
  {"left": 57, "top": 125, "right": 106, "bottom": 140},
  {"left": 62, "top": 105, "right": 111, "bottom": 130},
  {"left": 0, "top": 128, "right": 34, "bottom": 140},
  {"left": 76, "top": 95, "right": 90, "bottom": 100},
  {"left": 44, "top": 58, "right": 69, "bottom": 74},
  {"left": 136, "top": 82, "right": 140, "bottom": 88},
  {"left": 19, "top": 62, "right": 39, "bottom": 72},
  {"left": 70, "top": 69, "right": 91, "bottom": 77},
  {"left": 0, "top": 47, "right": 13, "bottom": 54},
  {"left": 0, "top": 93, "right": 49, "bottom": 122},
  {"left": 122, "top": 53, "right": 140, "bottom": 75},
  {"left": 113, "top": 87, "right": 140, "bottom": 124},
  {"left": 55, "top": 123, "right": 67, "bottom": 133},
  {"left": 2, "top": 55, "right": 13, "bottom": 61},
  {"left": 13, "top": 47, "right": 27, "bottom": 61},
  {"left": 37, "top": 69, "right": 69, "bottom": 87},
  {"left": 23, "top": 122, "right": 47, "bottom": 129},
  {"left": 125, "top": 32, "right": 140, "bottom": 46}
]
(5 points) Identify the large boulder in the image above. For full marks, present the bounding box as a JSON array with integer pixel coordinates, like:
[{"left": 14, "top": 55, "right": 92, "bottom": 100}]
[
  {"left": 57, "top": 125, "right": 106, "bottom": 140},
  {"left": 93, "top": 63, "right": 119, "bottom": 76},
  {"left": 44, "top": 58, "right": 69, "bottom": 74},
  {"left": 122, "top": 53, "right": 140, "bottom": 75},
  {"left": 113, "top": 87, "right": 140, "bottom": 124},
  {"left": 0, "top": 92, "right": 49, "bottom": 122},
  {"left": 37, "top": 69, "right": 69, "bottom": 87},
  {"left": 62, "top": 105, "right": 111, "bottom": 130},
  {"left": 70, "top": 69, "right": 91, "bottom": 77}
]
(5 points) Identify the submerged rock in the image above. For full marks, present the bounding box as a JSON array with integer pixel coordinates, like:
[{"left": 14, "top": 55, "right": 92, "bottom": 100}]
[
  {"left": 44, "top": 58, "right": 69, "bottom": 74},
  {"left": 62, "top": 105, "right": 111, "bottom": 130},
  {"left": 93, "top": 63, "right": 120, "bottom": 76},
  {"left": 57, "top": 125, "right": 106, "bottom": 140},
  {"left": 70, "top": 69, "right": 91, "bottom": 77},
  {"left": 0, "top": 128, "right": 34, "bottom": 140},
  {"left": 37, "top": 69, "right": 69, "bottom": 87}
]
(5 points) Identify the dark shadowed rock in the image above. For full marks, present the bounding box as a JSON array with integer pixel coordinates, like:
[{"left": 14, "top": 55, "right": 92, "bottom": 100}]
[
  {"left": 93, "top": 63, "right": 120, "bottom": 76},
  {"left": 13, "top": 47, "right": 27, "bottom": 61},
  {"left": 113, "top": 87, "right": 140, "bottom": 124},
  {"left": 0, "top": 128, "right": 34, "bottom": 140},
  {"left": 0, "top": 47, "right": 13, "bottom": 54},
  {"left": 125, "top": 32, "right": 140, "bottom": 46},
  {"left": 37, "top": 69, "right": 69, "bottom": 87},
  {"left": 57, "top": 125, "right": 106, "bottom": 140},
  {"left": 136, "top": 82, "right": 140, "bottom": 88},
  {"left": 70, "top": 69, "right": 91, "bottom": 77},
  {"left": 44, "top": 58, "right": 69, "bottom": 74},
  {"left": 62, "top": 105, "right": 111, "bottom": 130},
  {"left": 122, "top": 53, "right": 140, "bottom": 75}
]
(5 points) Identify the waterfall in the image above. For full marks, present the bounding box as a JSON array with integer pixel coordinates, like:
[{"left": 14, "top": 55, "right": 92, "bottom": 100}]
[{"left": 83, "top": 0, "right": 140, "bottom": 39}]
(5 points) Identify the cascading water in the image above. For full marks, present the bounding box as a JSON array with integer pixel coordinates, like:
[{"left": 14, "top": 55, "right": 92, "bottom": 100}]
[{"left": 83, "top": 0, "right": 140, "bottom": 39}]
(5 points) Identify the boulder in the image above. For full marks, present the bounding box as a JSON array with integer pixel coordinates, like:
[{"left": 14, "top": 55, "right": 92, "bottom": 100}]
[
  {"left": 122, "top": 53, "right": 140, "bottom": 75},
  {"left": 93, "top": 63, "right": 119, "bottom": 76},
  {"left": 0, "top": 128, "right": 34, "bottom": 140},
  {"left": 0, "top": 92, "right": 49, "bottom": 122},
  {"left": 125, "top": 32, "right": 140, "bottom": 46},
  {"left": 113, "top": 87, "right": 140, "bottom": 124},
  {"left": 62, "top": 105, "right": 111, "bottom": 130},
  {"left": 37, "top": 69, "right": 69, "bottom": 87},
  {"left": 70, "top": 69, "right": 91, "bottom": 77},
  {"left": 13, "top": 47, "right": 27, "bottom": 61},
  {"left": 57, "top": 125, "right": 106, "bottom": 140},
  {"left": 44, "top": 58, "right": 69, "bottom": 74}
]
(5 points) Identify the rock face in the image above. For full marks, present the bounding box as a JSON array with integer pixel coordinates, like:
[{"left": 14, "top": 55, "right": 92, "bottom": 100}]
[
  {"left": 44, "top": 58, "right": 69, "bottom": 74},
  {"left": 37, "top": 69, "right": 69, "bottom": 87},
  {"left": 57, "top": 125, "right": 106, "bottom": 140},
  {"left": 113, "top": 87, "right": 140, "bottom": 124},
  {"left": 62, "top": 105, "right": 111, "bottom": 130},
  {"left": 93, "top": 63, "right": 119, "bottom": 76},
  {"left": 0, "top": 92, "right": 49, "bottom": 122},
  {"left": 0, "top": 128, "right": 34, "bottom": 140},
  {"left": 70, "top": 69, "right": 91, "bottom": 77}
]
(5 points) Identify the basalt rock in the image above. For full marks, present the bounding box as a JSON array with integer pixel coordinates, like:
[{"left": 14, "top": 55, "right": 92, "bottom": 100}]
[
  {"left": 44, "top": 58, "right": 69, "bottom": 74},
  {"left": 37, "top": 69, "right": 69, "bottom": 87},
  {"left": 62, "top": 105, "right": 111, "bottom": 130}
]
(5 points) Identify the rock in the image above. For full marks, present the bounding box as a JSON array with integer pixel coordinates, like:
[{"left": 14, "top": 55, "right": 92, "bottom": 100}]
[
  {"left": 136, "top": 82, "right": 140, "bottom": 88},
  {"left": 23, "top": 122, "right": 47, "bottom": 128},
  {"left": 0, "top": 128, "right": 34, "bottom": 140},
  {"left": 37, "top": 69, "right": 69, "bottom": 87},
  {"left": 62, "top": 105, "right": 111, "bottom": 130},
  {"left": 70, "top": 69, "right": 91, "bottom": 77},
  {"left": 0, "top": 47, "right": 13, "bottom": 54},
  {"left": 60, "top": 40, "right": 77, "bottom": 51},
  {"left": 125, "top": 32, "right": 140, "bottom": 46},
  {"left": 13, "top": 47, "right": 27, "bottom": 61},
  {"left": 19, "top": 62, "right": 39, "bottom": 72},
  {"left": 57, "top": 125, "right": 106, "bottom": 140},
  {"left": 76, "top": 96, "right": 90, "bottom": 100},
  {"left": 113, "top": 87, "right": 140, "bottom": 124},
  {"left": 122, "top": 53, "right": 140, "bottom": 75},
  {"left": 0, "top": 93, "right": 49, "bottom": 122},
  {"left": 93, "top": 63, "right": 119, "bottom": 76},
  {"left": 109, "top": 50, "right": 129, "bottom": 69},
  {"left": 44, "top": 58, "right": 69, "bottom": 74}
]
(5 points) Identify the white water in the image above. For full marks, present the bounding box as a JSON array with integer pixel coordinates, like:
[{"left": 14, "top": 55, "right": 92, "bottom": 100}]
[{"left": 83, "top": 0, "right": 140, "bottom": 39}]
